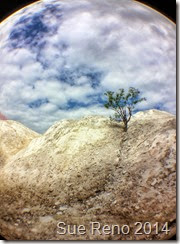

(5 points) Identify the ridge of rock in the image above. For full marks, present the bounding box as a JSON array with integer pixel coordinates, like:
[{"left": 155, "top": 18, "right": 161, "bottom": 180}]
[
  {"left": 0, "top": 110, "right": 176, "bottom": 240},
  {"left": 0, "top": 120, "right": 40, "bottom": 166}
]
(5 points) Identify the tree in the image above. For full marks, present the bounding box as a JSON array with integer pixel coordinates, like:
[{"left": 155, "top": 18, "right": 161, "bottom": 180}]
[{"left": 104, "top": 87, "right": 146, "bottom": 132}]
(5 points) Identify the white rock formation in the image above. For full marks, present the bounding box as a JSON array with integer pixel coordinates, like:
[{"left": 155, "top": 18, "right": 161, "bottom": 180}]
[
  {"left": 0, "top": 120, "right": 39, "bottom": 166},
  {"left": 0, "top": 110, "right": 176, "bottom": 240}
]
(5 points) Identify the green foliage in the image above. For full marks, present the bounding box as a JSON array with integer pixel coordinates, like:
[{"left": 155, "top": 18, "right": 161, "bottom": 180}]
[{"left": 104, "top": 87, "right": 146, "bottom": 132}]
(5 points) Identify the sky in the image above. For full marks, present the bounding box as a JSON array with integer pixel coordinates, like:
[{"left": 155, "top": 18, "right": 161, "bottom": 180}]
[{"left": 0, "top": 0, "right": 176, "bottom": 133}]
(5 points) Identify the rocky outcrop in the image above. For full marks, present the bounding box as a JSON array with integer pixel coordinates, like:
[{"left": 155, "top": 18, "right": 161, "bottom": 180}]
[
  {"left": 0, "top": 110, "right": 176, "bottom": 240},
  {"left": 0, "top": 120, "right": 39, "bottom": 166}
]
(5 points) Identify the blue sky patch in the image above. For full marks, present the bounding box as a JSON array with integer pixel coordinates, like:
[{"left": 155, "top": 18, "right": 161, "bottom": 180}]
[
  {"left": 28, "top": 98, "right": 49, "bottom": 108},
  {"left": 9, "top": 14, "right": 49, "bottom": 49},
  {"left": 58, "top": 66, "right": 104, "bottom": 88}
]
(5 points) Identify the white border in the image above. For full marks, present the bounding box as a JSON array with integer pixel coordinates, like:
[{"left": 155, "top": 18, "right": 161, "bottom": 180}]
[{"left": 0, "top": 0, "right": 178, "bottom": 243}]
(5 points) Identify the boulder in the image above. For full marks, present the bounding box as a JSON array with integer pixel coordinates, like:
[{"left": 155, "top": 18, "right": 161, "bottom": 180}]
[{"left": 0, "top": 110, "right": 176, "bottom": 240}]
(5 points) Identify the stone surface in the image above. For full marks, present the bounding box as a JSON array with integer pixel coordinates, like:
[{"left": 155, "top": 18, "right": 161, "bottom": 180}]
[
  {"left": 0, "top": 110, "right": 176, "bottom": 240},
  {"left": 0, "top": 120, "right": 39, "bottom": 167}
]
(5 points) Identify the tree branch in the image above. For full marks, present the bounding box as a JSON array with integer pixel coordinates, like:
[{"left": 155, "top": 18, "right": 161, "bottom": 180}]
[{"left": 127, "top": 106, "right": 132, "bottom": 122}]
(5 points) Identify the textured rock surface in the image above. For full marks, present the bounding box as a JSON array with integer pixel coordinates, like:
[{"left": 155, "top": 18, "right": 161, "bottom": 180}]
[
  {"left": 0, "top": 110, "right": 176, "bottom": 240},
  {"left": 0, "top": 120, "right": 39, "bottom": 166}
]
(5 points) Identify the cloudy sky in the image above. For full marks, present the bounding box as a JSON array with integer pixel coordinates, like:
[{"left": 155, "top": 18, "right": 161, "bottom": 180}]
[{"left": 0, "top": 0, "right": 176, "bottom": 133}]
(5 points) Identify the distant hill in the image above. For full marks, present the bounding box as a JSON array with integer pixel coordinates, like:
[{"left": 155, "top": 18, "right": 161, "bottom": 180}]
[{"left": 0, "top": 112, "right": 7, "bottom": 120}]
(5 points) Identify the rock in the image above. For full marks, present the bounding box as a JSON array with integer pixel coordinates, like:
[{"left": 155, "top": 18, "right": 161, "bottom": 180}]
[
  {"left": 150, "top": 178, "right": 157, "bottom": 186},
  {"left": 0, "top": 110, "right": 176, "bottom": 240},
  {"left": 0, "top": 120, "right": 39, "bottom": 166},
  {"left": 22, "top": 208, "right": 31, "bottom": 214}
]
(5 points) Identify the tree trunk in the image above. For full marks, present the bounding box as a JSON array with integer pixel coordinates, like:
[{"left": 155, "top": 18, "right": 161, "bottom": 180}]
[{"left": 123, "top": 121, "right": 128, "bottom": 132}]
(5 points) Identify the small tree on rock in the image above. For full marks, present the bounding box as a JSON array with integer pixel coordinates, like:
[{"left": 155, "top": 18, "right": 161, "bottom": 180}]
[{"left": 104, "top": 87, "right": 146, "bottom": 132}]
